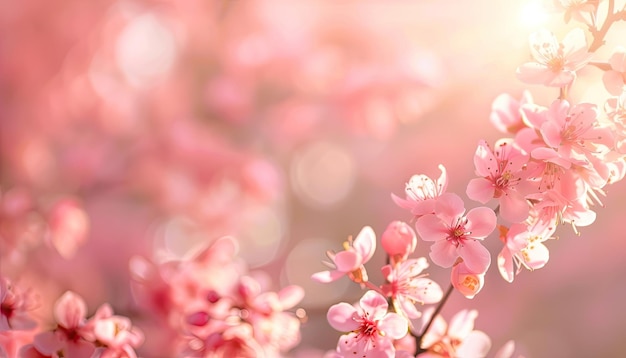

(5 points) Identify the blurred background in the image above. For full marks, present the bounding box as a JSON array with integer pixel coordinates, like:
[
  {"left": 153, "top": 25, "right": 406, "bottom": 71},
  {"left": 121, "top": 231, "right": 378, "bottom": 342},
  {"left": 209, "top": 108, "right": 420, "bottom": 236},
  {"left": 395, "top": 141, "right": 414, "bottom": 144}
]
[{"left": 2, "top": 0, "right": 626, "bottom": 356}]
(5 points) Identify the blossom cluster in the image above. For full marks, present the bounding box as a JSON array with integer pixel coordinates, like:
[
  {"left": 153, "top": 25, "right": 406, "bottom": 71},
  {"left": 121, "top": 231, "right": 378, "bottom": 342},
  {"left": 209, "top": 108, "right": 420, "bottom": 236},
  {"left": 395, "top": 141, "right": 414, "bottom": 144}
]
[
  {"left": 1, "top": 0, "right": 626, "bottom": 357},
  {"left": 313, "top": 1, "right": 626, "bottom": 357}
]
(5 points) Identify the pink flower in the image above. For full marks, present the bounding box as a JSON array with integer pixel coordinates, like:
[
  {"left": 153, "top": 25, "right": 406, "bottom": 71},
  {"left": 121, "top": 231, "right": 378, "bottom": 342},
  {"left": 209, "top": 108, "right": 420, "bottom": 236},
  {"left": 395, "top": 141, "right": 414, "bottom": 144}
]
[
  {"left": 489, "top": 91, "right": 533, "bottom": 134},
  {"left": 417, "top": 309, "right": 491, "bottom": 358},
  {"left": 516, "top": 28, "right": 592, "bottom": 87},
  {"left": 381, "top": 221, "right": 417, "bottom": 265},
  {"left": 466, "top": 139, "right": 530, "bottom": 223},
  {"left": 312, "top": 226, "right": 376, "bottom": 284},
  {"left": 0, "top": 277, "right": 38, "bottom": 332},
  {"left": 89, "top": 304, "right": 144, "bottom": 358},
  {"left": 327, "top": 290, "right": 408, "bottom": 358},
  {"left": 46, "top": 198, "right": 89, "bottom": 259},
  {"left": 602, "top": 46, "right": 626, "bottom": 95},
  {"left": 30, "top": 291, "right": 96, "bottom": 358},
  {"left": 497, "top": 223, "right": 554, "bottom": 283},
  {"left": 415, "top": 193, "right": 495, "bottom": 273},
  {"left": 381, "top": 257, "right": 443, "bottom": 319},
  {"left": 450, "top": 260, "right": 485, "bottom": 299},
  {"left": 553, "top": 0, "right": 597, "bottom": 25},
  {"left": 391, "top": 165, "right": 448, "bottom": 217}
]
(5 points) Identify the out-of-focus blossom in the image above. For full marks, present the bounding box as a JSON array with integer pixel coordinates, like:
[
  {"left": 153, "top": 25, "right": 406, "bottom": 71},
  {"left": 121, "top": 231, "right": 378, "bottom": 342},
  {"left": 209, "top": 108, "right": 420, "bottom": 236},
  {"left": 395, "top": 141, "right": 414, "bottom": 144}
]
[
  {"left": 602, "top": 46, "right": 626, "bottom": 95},
  {"left": 45, "top": 198, "right": 89, "bottom": 259},
  {"left": 0, "top": 277, "right": 38, "bottom": 332},
  {"left": 327, "top": 290, "right": 408, "bottom": 358},
  {"left": 381, "top": 257, "right": 443, "bottom": 319},
  {"left": 311, "top": 226, "right": 376, "bottom": 284},
  {"left": 415, "top": 193, "right": 495, "bottom": 273},
  {"left": 417, "top": 309, "right": 491, "bottom": 358},
  {"left": 516, "top": 28, "right": 592, "bottom": 87},
  {"left": 489, "top": 91, "right": 533, "bottom": 134},
  {"left": 391, "top": 165, "right": 448, "bottom": 218},
  {"left": 552, "top": 0, "right": 597, "bottom": 25}
]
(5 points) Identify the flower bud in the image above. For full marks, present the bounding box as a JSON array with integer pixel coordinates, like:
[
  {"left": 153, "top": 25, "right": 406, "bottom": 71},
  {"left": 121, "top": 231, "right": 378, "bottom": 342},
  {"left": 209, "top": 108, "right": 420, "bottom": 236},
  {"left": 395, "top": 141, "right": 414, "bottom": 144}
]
[
  {"left": 381, "top": 221, "right": 417, "bottom": 264},
  {"left": 451, "top": 260, "right": 485, "bottom": 299}
]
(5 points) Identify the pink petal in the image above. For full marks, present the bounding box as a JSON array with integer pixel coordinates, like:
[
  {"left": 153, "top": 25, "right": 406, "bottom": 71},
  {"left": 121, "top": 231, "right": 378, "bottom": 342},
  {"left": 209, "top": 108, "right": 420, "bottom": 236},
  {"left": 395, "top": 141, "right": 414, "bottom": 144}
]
[
  {"left": 33, "top": 332, "right": 63, "bottom": 355},
  {"left": 278, "top": 285, "right": 304, "bottom": 310},
  {"left": 493, "top": 340, "right": 516, "bottom": 358},
  {"left": 499, "top": 190, "right": 529, "bottom": 223},
  {"left": 54, "top": 291, "right": 87, "bottom": 329},
  {"left": 378, "top": 312, "right": 408, "bottom": 340},
  {"left": 434, "top": 193, "right": 465, "bottom": 222},
  {"left": 412, "top": 278, "right": 443, "bottom": 304},
  {"left": 327, "top": 303, "right": 359, "bottom": 332},
  {"left": 353, "top": 226, "right": 376, "bottom": 263},
  {"left": 524, "top": 243, "right": 550, "bottom": 269},
  {"left": 429, "top": 240, "right": 458, "bottom": 268},
  {"left": 448, "top": 309, "right": 478, "bottom": 339},
  {"left": 311, "top": 270, "right": 345, "bottom": 283},
  {"left": 466, "top": 178, "right": 494, "bottom": 204},
  {"left": 540, "top": 120, "right": 563, "bottom": 148},
  {"left": 603, "top": 71, "right": 625, "bottom": 96},
  {"left": 334, "top": 251, "right": 360, "bottom": 272},
  {"left": 456, "top": 330, "right": 492, "bottom": 357},
  {"left": 415, "top": 214, "right": 448, "bottom": 242},
  {"left": 516, "top": 63, "right": 555, "bottom": 85},
  {"left": 473, "top": 140, "right": 495, "bottom": 177},
  {"left": 457, "top": 240, "right": 491, "bottom": 273},
  {"left": 465, "top": 207, "right": 496, "bottom": 239},
  {"left": 359, "top": 290, "right": 388, "bottom": 320},
  {"left": 609, "top": 46, "right": 626, "bottom": 71},
  {"left": 66, "top": 340, "right": 96, "bottom": 358},
  {"left": 497, "top": 249, "right": 515, "bottom": 283}
]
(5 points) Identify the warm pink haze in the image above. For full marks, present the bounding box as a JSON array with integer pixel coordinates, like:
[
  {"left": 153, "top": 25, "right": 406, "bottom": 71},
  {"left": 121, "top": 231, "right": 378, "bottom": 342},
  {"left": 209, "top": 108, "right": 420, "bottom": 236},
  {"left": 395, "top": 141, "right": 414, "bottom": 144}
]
[{"left": 2, "top": 0, "right": 626, "bottom": 357}]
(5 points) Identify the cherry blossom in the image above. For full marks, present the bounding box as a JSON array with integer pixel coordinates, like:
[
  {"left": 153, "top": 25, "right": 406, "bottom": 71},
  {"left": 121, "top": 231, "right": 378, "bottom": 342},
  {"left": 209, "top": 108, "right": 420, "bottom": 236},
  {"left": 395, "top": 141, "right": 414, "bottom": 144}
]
[
  {"left": 417, "top": 309, "right": 491, "bottom": 358},
  {"left": 312, "top": 226, "right": 376, "bottom": 284},
  {"left": 489, "top": 91, "right": 533, "bottom": 134},
  {"left": 327, "top": 290, "right": 408, "bottom": 358},
  {"left": 391, "top": 165, "right": 448, "bottom": 218},
  {"left": 0, "top": 277, "right": 38, "bottom": 332},
  {"left": 415, "top": 193, "right": 496, "bottom": 273},
  {"left": 603, "top": 46, "right": 626, "bottom": 95},
  {"left": 466, "top": 139, "right": 530, "bottom": 223},
  {"left": 516, "top": 28, "right": 592, "bottom": 87},
  {"left": 380, "top": 257, "right": 443, "bottom": 319},
  {"left": 497, "top": 223, "right": 554, "bottom": 282}
]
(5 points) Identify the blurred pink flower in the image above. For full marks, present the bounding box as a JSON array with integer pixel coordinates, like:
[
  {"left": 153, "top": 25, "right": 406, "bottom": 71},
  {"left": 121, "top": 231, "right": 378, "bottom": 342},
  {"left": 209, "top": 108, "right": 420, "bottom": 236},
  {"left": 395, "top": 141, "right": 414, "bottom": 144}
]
[
  {"left": 602, "top": 46, "right": 626, "bottom": 95},
  {"left": 516, "top": 28, "right": 592, "bottom": 87},
  {"left": 415, "top": 193, "right": 495, "bottom": 273},
  {"left": 0, "top": 277, "right": 38, "bottom": 332},
  {"left": 311, "top": 226, "right": 376, "bottom": 284},
  {"left": 28, "top": 291, "right": 96, "bottom": 358},
  {"left": 46, "top": 198, "right": 89, "bottom": 259},
  {"left": 417, "top": 309, "right": 491, "bottom": 358},
  {"left": 553, "top": 0, "right": 597, "bottom": 25},
  {"left": 489, "top": 91, "right": 533, "bottom": 134},
  {"left": 327, "top": 290, "right": 408, "bottom": 358}
]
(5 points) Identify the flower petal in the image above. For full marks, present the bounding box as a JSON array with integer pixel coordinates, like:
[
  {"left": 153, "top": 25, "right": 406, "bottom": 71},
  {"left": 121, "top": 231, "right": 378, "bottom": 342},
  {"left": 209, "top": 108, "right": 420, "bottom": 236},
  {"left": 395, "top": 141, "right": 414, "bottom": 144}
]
[{"left": 327, "top": 302, "right": 359, "bottom": 332}]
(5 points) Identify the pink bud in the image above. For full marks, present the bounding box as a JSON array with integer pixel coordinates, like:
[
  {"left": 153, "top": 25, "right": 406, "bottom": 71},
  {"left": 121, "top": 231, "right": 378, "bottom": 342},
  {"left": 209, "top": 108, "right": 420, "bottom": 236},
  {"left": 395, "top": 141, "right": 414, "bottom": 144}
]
[
  {"left": 381, "top": 221, "right": 417, "bottom": 264},
  {"left": 450, "top": 260, "right": 485, "bottom": 299}
]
